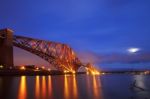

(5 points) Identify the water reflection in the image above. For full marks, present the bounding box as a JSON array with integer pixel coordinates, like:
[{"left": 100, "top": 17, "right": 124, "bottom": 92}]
[
  {"left": 18, "top": 75, "right": 101, "bottom": 99},
  {"left": 18, "top": 76, "right": 27, "bottom": 99},
  {"left": 0, "top": 75, "right": 150, "bottom": 99},
  {"left": 48, "top": 76, "right": 52, "bottom": 98},
  {"left": 85, "top": 75, "right": 102, "bottom": 99},
  {"left": 41, "top": 76, "right": 46, "bottom": 99},
  {"left": 134, "top": 75, "right": 146, "bottom": 89},
  {"left": 35, "top": 76, "right": 53, "bottom": 99},
  {"left": 92, "top": 75, "right": 101, "bottom": 99},
  {"left": 1, "top": 74, "right": 150, "bottom": 99},
  {"left": 64, "top": 75, "right": 69, "bottom": 99},
  {"left": 133, "top": 75, "right": 149, "bottom": 99},
  {"left": 86, "top": 75, "right": 91, "bottom": 95},
  {"left": 64, "top": 75, "right": 78, "bottom": 99},
  {"left": 73, "top": 75, "right": 78, "bottom": 98},
  {"left": 35, "top": 76, "right": 40, "bottom": 99}
]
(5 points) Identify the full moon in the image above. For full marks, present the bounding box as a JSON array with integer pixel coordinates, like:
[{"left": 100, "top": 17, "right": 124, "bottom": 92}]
[{"left": 127, "top": 48, "right": 140, "bottom": 53}]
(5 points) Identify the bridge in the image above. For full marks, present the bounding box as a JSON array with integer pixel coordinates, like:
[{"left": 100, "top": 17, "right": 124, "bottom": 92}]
[
  {"left": 0, "top": 28, "right": 100, "bottom": 74},
  {"left": 0, "top": 28, "right": 87, "bottom": 72}
]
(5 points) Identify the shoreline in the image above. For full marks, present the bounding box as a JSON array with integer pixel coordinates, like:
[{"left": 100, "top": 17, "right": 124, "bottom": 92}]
[
  {"left": 0, "top": 69, "right": 86, "bottom": 76},
  {"left": 0, "top": 69, "right": 150, "bottom": 76}
]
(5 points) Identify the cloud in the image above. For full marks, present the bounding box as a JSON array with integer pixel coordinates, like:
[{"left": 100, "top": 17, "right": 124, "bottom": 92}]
[
  {"left": 77, "top": 51, "right": 150, "bottom": 64},
  {"left": 100, "top": 53, "right": 150, "bottom": 63},
  {"left": 77, "top": 51, "right": 100, "bottom": 64}
]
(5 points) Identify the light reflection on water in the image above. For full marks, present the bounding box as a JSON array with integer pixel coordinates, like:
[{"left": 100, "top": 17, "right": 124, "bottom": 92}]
[
  {"left": 48, "top": 76, "right": 52, "bottom": 98},
  {"left": 1, "top": 74, "right": 150, "bottom": 99},
  {"left": 16, "top": 75, "right": 102, "bottom": 99},
  {"left": 73, "top": 75, "right": 78, "bottom": 98},
  {"left": 35, "top": 76, "right": 53, "bottom": 99},
  {"left": 18, "top": 76, "right": 27, "bottom": 99},
  {"left": 35, "top": 76, "right": 40, "bottom": 99},
  {"left": 64, "top": 75, "right": 79, "bottom": 99},
  {"left": 64, "top": 75, "right": 69, "bottom": 99},
  {"left": 41, "top": 76, "right": 46, "bottom": 99},
  {"left": 85, "top": 75, "right": 102, "bottom": 99},
  {"left": 92, "top": 75, "right": 100, "bottom": 98}
]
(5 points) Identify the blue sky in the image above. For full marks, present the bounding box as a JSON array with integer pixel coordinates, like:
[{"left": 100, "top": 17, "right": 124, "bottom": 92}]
[{"left": 0, "top": 0, "right": 150, "bottom": 69}]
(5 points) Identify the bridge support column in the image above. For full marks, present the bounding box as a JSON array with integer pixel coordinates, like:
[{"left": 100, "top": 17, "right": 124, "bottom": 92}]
[{"left": 0, "top": 28, "right": 14, "bottom": 68}]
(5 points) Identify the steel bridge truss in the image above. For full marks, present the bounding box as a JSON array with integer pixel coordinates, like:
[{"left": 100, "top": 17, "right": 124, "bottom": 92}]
[{"left": 13, "top": 35, "right": 82, "bottom": 71}]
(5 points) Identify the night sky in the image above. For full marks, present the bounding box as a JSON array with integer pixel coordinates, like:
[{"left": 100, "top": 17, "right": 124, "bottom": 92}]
[{"left": 0, "top": 0, "right": 150, "bottom": 70}]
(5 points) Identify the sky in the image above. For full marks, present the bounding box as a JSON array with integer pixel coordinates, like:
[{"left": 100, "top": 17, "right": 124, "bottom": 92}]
[{"left": 0, "top": 0, "right": 150, "bottom": 70}]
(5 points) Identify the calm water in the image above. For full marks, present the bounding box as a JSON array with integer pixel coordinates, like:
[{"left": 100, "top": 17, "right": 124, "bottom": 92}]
[{"left": 0, "top": 74, "right": 150, "bottom": 99}]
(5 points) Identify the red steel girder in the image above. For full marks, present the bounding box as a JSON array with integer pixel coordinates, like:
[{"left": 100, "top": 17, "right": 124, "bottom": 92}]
[{"left": 13, "top": 35, "right": 82, "bottom": 71}]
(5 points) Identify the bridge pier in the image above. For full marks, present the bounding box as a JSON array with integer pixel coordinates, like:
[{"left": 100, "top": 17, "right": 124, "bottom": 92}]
[{"left": 0, "top": 29, "right": 14, "bottom": 68}]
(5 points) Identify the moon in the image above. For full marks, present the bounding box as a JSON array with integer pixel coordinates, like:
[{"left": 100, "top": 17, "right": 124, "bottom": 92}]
[{"left": 127, "top": 48, "right": 140, "bottom": 53}]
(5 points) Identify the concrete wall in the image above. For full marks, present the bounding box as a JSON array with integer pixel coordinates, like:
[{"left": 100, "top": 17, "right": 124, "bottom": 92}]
[{"left": 0, "top": 29, "right": 14, "bottom": 68}]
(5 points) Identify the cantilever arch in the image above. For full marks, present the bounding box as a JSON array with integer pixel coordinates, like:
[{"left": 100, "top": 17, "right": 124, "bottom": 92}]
[{"left": 0, "top": 28, "right": 14, "bottom": 68}]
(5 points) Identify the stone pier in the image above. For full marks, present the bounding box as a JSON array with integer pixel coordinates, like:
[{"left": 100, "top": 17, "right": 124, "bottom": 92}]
[{"left": 0, "top": 29, "right": 14, "bottom": 68}]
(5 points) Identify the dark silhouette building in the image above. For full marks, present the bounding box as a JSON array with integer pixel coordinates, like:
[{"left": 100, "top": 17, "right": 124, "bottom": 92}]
[{"left": 0, "top": 29, "right": 14, "bottom": 68}]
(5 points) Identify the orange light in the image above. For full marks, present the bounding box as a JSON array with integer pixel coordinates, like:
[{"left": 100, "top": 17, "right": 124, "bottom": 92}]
[
  {"left": 73, "top": 75, "right": 78, "bottom": 98},
  {"left": 35, "top": 76, "right": 40, "bottom": 98},
  {"left": 92, "top": 75, "right": 100, "bottom": 98},
  {"left": 72, "top": 71, "right": 76, "bottom": 74},
  {"left": 42, "top": 66, "right": 45, "bottom": 69},
  {"left": 47, "top": 68, "right": 51, "bottom": 71},
  {"left": 41, "top": 76, "right": 46, "bottom": 99},
  {"left": 64, "top": 70, "right": 69, "bottom": 73},
  {"left": 64, "top": 75, "right": 69, "bottom": 98},
  {"left": 20, "top": 66, "right": 25, "bottom": 70},
  {"left": 87, "top": 67, "right": 100, "bottom": 75},
  {"left": 34, "top": 67, "right": 39, "bottom": 71},
  {"left": 18, "top": 76, "right": 27, "bottom": 99},
  {"left": 91, "top": 71, "right": 95, "bottom": 75},
  {"left": 91, "top": 70, "right": 100, "bottom": 75},
  {"left": 86, "top": 71, "right": 89, "bottom": 75},
  {"left": 48, "top": 76, "right": 52, "bottom": 98},
  {"left": 95, "top": 71, "right": 100, "bottom": 75},
  {"left": 0, "top": 65, "right": 3, "bottom": 68}
]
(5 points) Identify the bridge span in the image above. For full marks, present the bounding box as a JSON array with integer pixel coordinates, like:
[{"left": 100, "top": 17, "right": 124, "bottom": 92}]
[
  {"left": 0, "top": 28, "right": 100, "bottom": 74},
  {"left": 0, "top": 28, "right": 83, "bottom": 71}
]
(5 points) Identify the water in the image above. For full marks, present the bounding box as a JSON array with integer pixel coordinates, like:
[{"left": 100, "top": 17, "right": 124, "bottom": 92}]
[{"left": 0, "top": 74, "right": 150, "bottom": 99}]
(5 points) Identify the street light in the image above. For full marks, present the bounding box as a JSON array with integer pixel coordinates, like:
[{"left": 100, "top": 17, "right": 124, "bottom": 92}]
[
  {"left": 0, "top": 65, "right": 3, "bottom": 69},
  {"left": 20, "top": 66, "right": 25, "bottom": 70}
]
